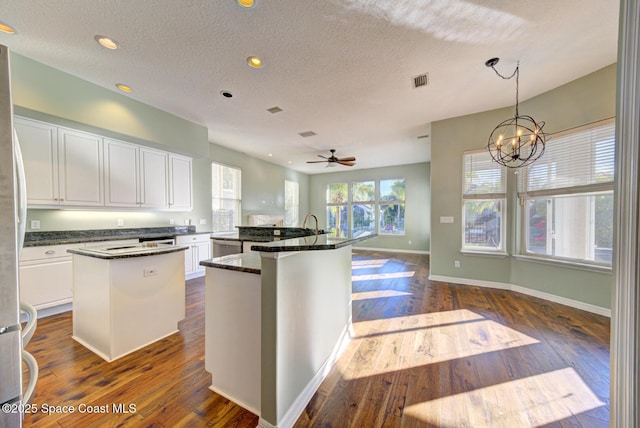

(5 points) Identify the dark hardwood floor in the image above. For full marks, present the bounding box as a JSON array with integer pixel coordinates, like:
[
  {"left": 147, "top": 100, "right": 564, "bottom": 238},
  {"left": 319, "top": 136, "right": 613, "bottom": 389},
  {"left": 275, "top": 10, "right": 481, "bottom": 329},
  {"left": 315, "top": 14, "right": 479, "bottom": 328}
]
[{"left": 23, "top": 251, "right": 610, "bottom": 427}]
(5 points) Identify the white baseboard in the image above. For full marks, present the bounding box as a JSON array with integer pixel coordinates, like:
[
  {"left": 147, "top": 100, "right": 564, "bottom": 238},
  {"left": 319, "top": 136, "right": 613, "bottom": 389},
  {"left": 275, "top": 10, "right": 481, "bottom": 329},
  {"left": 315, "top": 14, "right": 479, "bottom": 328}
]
[
  {"left": 428, "top": 274, "right": 611, "bottom": 317},
  {"left": 260, "top": 322, "right": 352, "bottom": 428},
  {"left": 185, "top": 270, "right": 205, "bottom": 281},
  {"left": 352, "top": 246, "right": 430, "bottom": 255}
]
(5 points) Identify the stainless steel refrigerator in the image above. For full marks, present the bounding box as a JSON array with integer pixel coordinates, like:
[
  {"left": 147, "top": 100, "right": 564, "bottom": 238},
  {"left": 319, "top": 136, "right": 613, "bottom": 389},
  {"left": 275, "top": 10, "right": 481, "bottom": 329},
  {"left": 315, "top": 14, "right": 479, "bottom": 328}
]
[{"left": 0, "top": 44, "right": 39, "bottom": 428}]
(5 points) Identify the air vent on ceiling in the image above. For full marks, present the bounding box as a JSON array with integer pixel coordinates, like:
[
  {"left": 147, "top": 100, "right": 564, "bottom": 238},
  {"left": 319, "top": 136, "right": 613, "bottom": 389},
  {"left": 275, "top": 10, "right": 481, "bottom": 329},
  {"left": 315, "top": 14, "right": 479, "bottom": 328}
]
[
  {"left": 413, "top": 73, "right": 429, "bottom": 88},
  {"left": 298, "top": 131, "right": 317, "bottom": 138},
  {"left": 267, "top": 106, "right": 283, "bottom": 114}
]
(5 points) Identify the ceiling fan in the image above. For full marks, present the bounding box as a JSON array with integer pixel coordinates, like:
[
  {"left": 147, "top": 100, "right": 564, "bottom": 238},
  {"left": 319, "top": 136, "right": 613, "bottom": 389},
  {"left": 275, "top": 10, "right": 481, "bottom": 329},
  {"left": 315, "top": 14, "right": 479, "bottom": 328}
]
[{"left": 306, "top": 149, "right": 356, "bottom": 167}]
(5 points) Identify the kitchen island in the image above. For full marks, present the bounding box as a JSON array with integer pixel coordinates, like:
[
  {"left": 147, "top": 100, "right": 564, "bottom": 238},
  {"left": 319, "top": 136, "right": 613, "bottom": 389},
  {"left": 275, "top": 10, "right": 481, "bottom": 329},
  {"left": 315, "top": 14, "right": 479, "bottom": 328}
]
[
  {"left": 68, "top": 243, "right": 188, "bottom": 362},
  {"left": 200, "top": 233, "right": 374, "bottom": 428}
]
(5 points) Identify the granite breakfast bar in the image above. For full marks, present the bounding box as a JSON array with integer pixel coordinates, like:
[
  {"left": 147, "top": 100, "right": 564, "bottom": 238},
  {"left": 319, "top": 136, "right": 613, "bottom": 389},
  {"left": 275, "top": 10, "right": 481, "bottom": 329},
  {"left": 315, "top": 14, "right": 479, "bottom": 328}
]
[{"left": 200, "top": 233, "right": 374, "bottom": 428}]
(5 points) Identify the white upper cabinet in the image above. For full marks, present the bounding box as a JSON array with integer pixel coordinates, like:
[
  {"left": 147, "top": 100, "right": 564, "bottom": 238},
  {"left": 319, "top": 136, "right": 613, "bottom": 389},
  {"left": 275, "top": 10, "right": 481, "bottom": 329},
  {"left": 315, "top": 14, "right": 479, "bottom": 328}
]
[
  {"left": 169, "top": 154, "right": 192, "bottom": 210},
  {"left": 104, "top": 138, "right": 140, "bottom": 208},
  {"left": 14, "top": 117, "right": 59, "bottom": 205},
  {"left": 139, "top": 147, "right": 169, "bottom": 209},
  {"left": 15, "top": 117, "right": 104, "bottom": 207},
  {"left": 16, "top": 116, "right": 192, "bottom": 211},
  {"left": 57, "top": 128, "right": 104, "bottom": 206}
]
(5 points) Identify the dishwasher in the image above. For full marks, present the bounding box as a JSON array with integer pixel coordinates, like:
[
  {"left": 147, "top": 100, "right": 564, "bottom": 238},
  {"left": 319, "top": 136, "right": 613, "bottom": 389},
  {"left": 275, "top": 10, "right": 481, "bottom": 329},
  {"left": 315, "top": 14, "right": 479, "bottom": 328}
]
[{"left": 211, "top": 239, "right": 242, "bottom": 257}]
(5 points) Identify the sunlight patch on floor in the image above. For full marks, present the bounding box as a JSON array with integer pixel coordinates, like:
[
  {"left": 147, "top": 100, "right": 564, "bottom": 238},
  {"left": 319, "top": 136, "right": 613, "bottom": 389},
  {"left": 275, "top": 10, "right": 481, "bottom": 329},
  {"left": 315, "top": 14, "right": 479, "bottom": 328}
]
[
  {"left": 403, "top": 367, "right": 605, "bottom": 427},
  {"left": 345, "top": 309, "right": 539, "bottom": 379},
  {"left": 352, "top": 290, "right": 412, "bottom": 301},
  {"left": 352, "top": 258, "right": 390, "bottom": 266},
  {"left": 352, "top": 262, "right": 387, "bottom": 270},
  {"left": 352, "top": 271, "right": 415, "bottom": 282}
]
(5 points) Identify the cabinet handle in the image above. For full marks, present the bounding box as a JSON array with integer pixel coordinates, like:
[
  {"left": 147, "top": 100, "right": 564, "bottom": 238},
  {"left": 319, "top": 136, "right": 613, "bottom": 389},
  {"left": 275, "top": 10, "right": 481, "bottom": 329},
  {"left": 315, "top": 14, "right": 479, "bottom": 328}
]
[{"left": 45, "top": 250, "right": 55, "bottom": 255}]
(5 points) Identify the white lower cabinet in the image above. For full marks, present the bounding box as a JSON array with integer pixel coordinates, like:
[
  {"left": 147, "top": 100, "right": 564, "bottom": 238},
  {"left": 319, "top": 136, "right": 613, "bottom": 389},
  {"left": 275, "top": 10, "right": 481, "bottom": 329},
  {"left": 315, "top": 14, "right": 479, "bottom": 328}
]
[
  {"left": 19, "top": 240, "right": 138, "bottom": 317},
  {"left": 177, "top": 234, "right": 211, "bottom": 279},
  {"left": 19, "top": 244, "right": 84, "bottom": 311}
]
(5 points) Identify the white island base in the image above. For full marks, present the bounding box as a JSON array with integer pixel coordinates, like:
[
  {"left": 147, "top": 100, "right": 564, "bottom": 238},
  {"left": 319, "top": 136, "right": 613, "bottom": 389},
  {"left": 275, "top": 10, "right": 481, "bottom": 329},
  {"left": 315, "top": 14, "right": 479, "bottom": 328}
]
[
  {"left": 203, "top": 243, "right": 356, "bottom": 428},
  {"left": 71, "top": 251, "right": 185, "bottom": 362}
]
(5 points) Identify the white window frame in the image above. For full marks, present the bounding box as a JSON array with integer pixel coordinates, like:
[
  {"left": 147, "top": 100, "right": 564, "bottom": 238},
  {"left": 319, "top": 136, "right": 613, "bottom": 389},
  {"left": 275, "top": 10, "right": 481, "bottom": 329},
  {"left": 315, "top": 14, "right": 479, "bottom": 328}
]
[
  {"left": 462, "top": 149, "right": 507, "bottom": 253},
  {"left": 284, "top": 180, "right": 299, "bottom": 227},
  {"left": 351, "top": 180, "right": 377, "bottom": 237},
  {"left": 378, "top": 178, "right": 406, "bottom": 236},
  {"left": 211, "top": 162, "right": 241, "bottom": 232},
  {"left": 517, "top": 119, "right": 615, "bottom": 267}
]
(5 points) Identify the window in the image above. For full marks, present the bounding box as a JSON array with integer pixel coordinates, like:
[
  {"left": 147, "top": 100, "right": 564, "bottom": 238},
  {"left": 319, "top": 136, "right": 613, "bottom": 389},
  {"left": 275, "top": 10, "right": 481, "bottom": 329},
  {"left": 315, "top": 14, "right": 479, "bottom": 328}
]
[
  {"left": 462, "top": 150, "right": 506, "bottom": 252},
  {"left": 518, "top": 120, "right": 614, "bottom": 265},
  {"left": 211, "top": 163, "right": 241, "bottom": 232},
  {"left": 325, "top": 178, "right": 406, "bottom": 238},
  {"left": 284, "top": 180, "right": 299, "bottom": 227},
  {"left": 379, "top": 179, "right": 405, "bottom": 235},
  {"left": 352, "top": 181, "right": 376, "bottom": 237},
  {"left": 327, "top": 183, "right": 348, "bottom": 238}
]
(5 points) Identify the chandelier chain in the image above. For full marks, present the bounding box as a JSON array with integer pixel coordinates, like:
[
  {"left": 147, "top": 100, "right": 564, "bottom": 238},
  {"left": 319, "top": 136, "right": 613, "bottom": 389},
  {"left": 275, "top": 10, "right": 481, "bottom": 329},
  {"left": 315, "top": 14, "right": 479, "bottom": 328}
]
[{"left": 489, "top": 61, "right": 520, "bottom": 116}]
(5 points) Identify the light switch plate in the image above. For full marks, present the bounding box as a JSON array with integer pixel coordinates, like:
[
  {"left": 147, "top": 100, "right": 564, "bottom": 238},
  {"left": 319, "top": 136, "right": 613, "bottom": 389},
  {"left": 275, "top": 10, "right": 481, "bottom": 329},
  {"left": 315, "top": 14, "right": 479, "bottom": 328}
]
[
  {"left": 30, "top": 220, "right": 41, "bottom": 230},
  {"left": 440, "top": 216, "right": 454, "bottom": 224}
]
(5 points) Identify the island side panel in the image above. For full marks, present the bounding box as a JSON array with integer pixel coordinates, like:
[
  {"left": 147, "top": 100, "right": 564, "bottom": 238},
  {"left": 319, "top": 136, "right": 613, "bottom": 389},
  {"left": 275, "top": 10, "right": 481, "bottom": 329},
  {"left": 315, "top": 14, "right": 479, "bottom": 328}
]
[
  {"left": 204, "top": 268, "right": 261, "bottom": 414},
  {"left": 72, "top": 254, "right": 113, "bottom": 360},
  {"left": 109, "top": 252, "right": 186, "bottom": 360},
  {"left": 260, "top": 245, "right": 353, "bottom": 426}
]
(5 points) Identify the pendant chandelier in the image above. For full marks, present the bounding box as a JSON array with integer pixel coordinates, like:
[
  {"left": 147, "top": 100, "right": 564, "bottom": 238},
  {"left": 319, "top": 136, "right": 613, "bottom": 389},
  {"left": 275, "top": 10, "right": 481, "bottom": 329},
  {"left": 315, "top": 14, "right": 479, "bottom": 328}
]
[{"left": 485, "top": 58, "right": 547, "bottom": 168}]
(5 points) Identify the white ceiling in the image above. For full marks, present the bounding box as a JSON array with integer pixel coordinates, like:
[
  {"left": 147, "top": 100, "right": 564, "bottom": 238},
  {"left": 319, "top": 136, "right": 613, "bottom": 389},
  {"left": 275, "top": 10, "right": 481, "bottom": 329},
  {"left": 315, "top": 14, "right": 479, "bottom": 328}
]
[{"left": 1, "top": 0, "right": 619, "bottom": 174}]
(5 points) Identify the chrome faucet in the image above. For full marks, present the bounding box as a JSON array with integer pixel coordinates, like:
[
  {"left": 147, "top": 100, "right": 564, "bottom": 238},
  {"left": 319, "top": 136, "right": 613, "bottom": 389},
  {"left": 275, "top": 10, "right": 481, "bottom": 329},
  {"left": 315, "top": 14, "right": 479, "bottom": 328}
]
[{"left": 302, "top": 213, "right": 319, "bottom": 236}]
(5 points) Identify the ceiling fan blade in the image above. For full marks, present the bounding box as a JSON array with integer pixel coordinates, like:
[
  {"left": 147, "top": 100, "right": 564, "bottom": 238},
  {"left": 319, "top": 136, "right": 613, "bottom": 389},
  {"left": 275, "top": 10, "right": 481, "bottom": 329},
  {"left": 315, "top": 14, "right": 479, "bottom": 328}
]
[
  {"left": 317, "top": 154, "right": 329, "bottom": 159},
  {"left": 306, "top": 160, "right": 328, "bottom": 163},
  {"left": 337, "top": 156, "right": 356, "bottom": 162},
  {"left": 338, "top": 160, "right": 356, "bottom": 166}
]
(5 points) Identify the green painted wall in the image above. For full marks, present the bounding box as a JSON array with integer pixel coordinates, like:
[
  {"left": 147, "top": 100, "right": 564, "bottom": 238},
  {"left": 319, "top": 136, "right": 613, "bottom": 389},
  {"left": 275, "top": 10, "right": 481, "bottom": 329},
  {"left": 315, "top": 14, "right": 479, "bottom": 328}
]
[
  {"left": 11, "top": 53, "right": 207, "bottom": 157},
  {"left": 12, "top": 52, "right": 308, "bottom": 232},
  {"left": 308, "top": 163, "right": 430, "bottom": 252},
  {"left": 209, "top": 143, "right": 310, "bottom": 224},
  {"left": 430, "top": 64, "right": 617, "bottom": 309}
]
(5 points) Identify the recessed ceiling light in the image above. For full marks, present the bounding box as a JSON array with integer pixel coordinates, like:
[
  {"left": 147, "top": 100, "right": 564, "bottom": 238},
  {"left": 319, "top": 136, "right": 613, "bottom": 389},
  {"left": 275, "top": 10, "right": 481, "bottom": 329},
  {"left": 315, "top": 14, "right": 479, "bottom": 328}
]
[
  {"left": 237, "top": 0, "right": 255, "bottom": 7},
  {"left": 247, "top": 56, "right": 263, "bottom": 69},
  {"left": 95, "top": 35, "right": 118, "bottom": 50},
  {"left": 115, "top": 83, "right": 132, "bottom": 93},
  {"left": 0, "top": 22, "right": 16, "bottom": 34},
  {"left": 268, "top": 153, "right": 273, "bottom": 157},
  {"left": 288, "top": 161, "right": 292, "bottom": 164}
]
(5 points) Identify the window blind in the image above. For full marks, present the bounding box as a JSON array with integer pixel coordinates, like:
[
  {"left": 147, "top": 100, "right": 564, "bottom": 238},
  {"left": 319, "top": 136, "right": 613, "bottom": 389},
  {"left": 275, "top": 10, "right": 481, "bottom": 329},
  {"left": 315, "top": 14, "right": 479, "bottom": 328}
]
[
  {"left": 463, "top": 150, "right": 506, "bottom": 199},
  {"left": 518, "top": 122, "right": 615, "bottom": 196}
]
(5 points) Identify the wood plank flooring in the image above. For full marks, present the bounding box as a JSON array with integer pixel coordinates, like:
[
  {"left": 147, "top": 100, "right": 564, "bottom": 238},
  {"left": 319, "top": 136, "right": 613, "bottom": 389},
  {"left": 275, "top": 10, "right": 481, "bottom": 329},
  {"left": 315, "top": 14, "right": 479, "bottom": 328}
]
[{"left": 22, "top": 251, "right": 610, "bottom": 427}]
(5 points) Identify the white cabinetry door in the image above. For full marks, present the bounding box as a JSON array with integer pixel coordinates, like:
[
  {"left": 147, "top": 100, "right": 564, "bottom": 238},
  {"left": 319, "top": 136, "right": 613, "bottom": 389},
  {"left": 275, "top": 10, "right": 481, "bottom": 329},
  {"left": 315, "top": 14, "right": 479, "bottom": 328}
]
[
  {"left": 104, "top": 139, "right": 140, "bottom": 207},
  {"left": 19, "top": 244, "right": 83, "bottom": 311},
  {"left": 169, "top": 154, "right": 192, "bottom": 211},
  {"left": 57, "top": 128, "right": 104, "bottom": 206},
  {"left": 14, "top": 117, "right": 59, "bottom": 205},
  {"left": 194, "top": 240, "right": 211, "bottom": 274},
  {"left": 140, "top": 148, "right": 169, "bottom": 209},
  {"left": 177, "top": 234, "right": 211, "bottom": 279}
]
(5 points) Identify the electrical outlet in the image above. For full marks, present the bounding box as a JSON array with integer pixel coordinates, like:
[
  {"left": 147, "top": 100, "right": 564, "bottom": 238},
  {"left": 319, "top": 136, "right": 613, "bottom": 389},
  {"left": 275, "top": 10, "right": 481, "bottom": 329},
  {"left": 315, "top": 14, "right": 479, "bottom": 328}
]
[
  {"left": 30, "top": 220, "right": 41, "bottom": 230},
  {"left": 169, "top": 218, "right": 175, "bottom": 225},
  {"left": 117, "top": 218, "right": 124, "bottom": 227},
  {"left": 199, "top": 219, "right": 207, "bottom": 225},
  {"left": 143, "top": 268, "right": 158, "bottom": 277},
  {"left": 454, "top": 260, "right": 460, "bottom": 268},
  {"left": 273, "top": 229, "right": 281, "bottom": 236},
  {"left": 408, "top": 240, "right": 412, "bottom": 245}
]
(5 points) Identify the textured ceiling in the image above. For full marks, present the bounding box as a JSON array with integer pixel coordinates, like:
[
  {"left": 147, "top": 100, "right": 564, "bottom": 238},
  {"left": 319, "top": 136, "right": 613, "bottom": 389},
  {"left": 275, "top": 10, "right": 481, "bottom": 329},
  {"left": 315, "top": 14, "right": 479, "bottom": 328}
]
[{"left": 0, "top": 0, "right": 619, "bottom": 174}]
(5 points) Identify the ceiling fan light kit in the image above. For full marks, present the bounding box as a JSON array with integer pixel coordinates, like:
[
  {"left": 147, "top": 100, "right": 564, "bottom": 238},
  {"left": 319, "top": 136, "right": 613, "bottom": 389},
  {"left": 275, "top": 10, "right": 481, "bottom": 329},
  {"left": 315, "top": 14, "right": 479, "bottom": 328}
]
[
  {"left": 485, "top": 57, "right": 548, "bottom": 169},
  {"left": 306, "top": 149, "right": 356, "bottom": 167}
]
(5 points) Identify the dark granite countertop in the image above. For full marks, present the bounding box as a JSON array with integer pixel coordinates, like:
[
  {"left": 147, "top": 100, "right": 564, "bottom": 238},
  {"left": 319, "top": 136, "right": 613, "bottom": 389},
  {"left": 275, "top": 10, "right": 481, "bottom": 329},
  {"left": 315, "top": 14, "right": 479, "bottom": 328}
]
[
  {"left": 24, "top": 226, "right": 214, "bottom": 247},
  {"left": 200, "top": 252, "right": 262, "bottom": 274},
  {"left": 200, "top": 233, "right": 375, "bottom": 274},
  {"left": 68, "top": 244, "right": 188, "bottom": 260},
  {"left": 250, "top": 233, "right": 375, "bottom": 252},
  {"left": 211, "top": 227, "right": 325, "bottom": 244}
]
